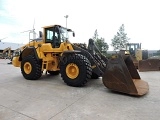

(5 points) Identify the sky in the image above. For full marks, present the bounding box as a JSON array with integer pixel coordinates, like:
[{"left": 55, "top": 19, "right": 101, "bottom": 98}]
[{"left": 0, "top": 0, "right": 160, "bottom": 50}]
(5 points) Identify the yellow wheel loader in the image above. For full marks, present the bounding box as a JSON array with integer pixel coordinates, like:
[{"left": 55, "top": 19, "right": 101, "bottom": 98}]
[
  {"left": 120, "top": 43, "right": 148, "bottom": 68},
  {"left": 123, "top": 43, "right": 160, "bottom": 72},
  {"left": 2, "top": 47, "right": 12, "bottom": 59},
  {"left": 12, "top": 25, "right": 149, "bottom": 96}
]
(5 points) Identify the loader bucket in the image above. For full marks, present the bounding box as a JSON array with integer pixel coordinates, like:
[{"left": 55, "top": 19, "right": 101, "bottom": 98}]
[
  {"left": 102, "top": 55, "right": 149, "bottom": 96},
  {"left": 138, "top": 59, "right": 160, "bottom": 72}
]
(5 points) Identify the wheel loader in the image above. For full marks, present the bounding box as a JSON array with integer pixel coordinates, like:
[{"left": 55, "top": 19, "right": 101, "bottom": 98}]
[
  {"left": 121, "top": 43, "right": 160, "bottom": 72},
  {"left": 2, "top": 47, "right": 12, "bottom": 59},
  {"left": 120, "top": 43, "right": 148, "bottom": 68},
  {"left": 12, "top": 24, "right": 149, "bottom": 96}
]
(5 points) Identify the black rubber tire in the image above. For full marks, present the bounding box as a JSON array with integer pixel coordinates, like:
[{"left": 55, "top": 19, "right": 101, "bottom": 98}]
[
  {"left": 60, "top": 54, "right": 92, "bottom": 87},
  {"left": 91, "top": 73, "right": 99, "bottom": 79},
  {"left": 48, "top": 71, "right": 60, "bottom": 75},
  {"left": 21, "top": 55, "right": 42, "bottom": 80}
]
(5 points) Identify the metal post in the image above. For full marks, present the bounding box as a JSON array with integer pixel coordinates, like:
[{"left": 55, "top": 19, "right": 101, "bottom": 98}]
[
  {"left": 66, "top": 17, "right": 67, "bottom": 28},
  {"left": 64, "top": 15, "right": 68, "bottom": 28}
]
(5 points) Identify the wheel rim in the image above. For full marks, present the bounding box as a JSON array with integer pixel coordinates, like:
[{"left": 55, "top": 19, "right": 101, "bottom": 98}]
[
  {"left": 24, "top": 62, "right": 32, "bottom": 74},
  {"left": 66, "top": 63, "right": 79, "bottom": 79}
]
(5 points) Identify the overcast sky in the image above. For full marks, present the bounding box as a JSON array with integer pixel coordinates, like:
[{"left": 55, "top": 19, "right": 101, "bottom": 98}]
[{"left": 0, "top": 0, "right": 160, "bottom": 50}]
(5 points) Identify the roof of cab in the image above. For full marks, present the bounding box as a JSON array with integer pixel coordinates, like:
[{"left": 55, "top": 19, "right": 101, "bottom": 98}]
[{"left": 42, "top": 24, "right": 62, "bottom": 28}]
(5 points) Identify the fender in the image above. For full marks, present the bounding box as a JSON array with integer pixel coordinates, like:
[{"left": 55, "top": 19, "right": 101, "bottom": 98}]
[{"left": 19, "top": 47, "right": 39, "bottom": 61}]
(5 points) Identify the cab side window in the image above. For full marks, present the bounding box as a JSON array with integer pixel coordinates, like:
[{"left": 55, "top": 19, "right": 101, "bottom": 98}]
[{"left": 46, "top": 30, "right": 53, "bottom": 43}]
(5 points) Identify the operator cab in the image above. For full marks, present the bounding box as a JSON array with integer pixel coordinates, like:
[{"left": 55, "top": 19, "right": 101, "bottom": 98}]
[
  {"left": 126, "top": 43, "right": 141, "bottom": 56},
  {"left": 44, "top": 25, "right": 75, "bottom": 48}
]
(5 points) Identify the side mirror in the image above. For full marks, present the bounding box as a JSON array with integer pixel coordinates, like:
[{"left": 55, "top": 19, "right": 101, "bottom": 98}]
[{"left": 73, "top": 32, "right": 75, "bottom": 37}]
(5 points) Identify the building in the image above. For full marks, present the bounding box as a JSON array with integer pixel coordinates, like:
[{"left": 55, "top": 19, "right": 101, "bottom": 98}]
[{"left": 0, "top": 42, "right": 24, "bottom": 58}]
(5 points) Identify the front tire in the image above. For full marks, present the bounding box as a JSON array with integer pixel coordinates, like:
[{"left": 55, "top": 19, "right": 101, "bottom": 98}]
[
  {"left": 60, "top": 54, "right": 92, "bottom": 87},
  {"left": 21, "top": 55, "right": 42, "bottom": 80}
]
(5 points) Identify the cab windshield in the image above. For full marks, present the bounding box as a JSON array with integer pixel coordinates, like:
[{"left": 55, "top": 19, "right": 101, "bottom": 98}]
[{"left": 60, "top": 27, "right": 69, "bottom": 42}]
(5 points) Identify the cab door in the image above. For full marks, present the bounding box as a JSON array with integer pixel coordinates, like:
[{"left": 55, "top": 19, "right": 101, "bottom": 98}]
[{"left": 45, "top": 26, "right": 61, "bottom": 48}]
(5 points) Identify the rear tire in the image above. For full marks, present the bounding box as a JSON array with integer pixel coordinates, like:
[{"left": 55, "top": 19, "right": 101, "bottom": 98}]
[
  {"left": 21, "top": 55, "right": 42, "bottom": 80},
  {"left": 60, "top": 54, "right": 92, "bottom": 87}
]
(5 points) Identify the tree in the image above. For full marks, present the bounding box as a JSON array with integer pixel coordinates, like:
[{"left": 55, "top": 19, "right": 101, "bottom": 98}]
[
  {"left": 92, "top": 29, "right": 109, "bottom": 55},
  {"left": 111, "top": 24, "right": 130, "bottom": 51},
  {"left": 93, "top": 29, "right": 98, "bottom": 40}
]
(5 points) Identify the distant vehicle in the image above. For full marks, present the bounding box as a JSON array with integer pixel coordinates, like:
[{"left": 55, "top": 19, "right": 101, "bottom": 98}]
[{"left": 2, "top": 47, "right": 12, "bottom": 59}]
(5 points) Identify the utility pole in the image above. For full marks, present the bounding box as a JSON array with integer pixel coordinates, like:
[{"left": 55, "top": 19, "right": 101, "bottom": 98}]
[{"left": 64, "top": 15, "right": 68, "bottom": 28}]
